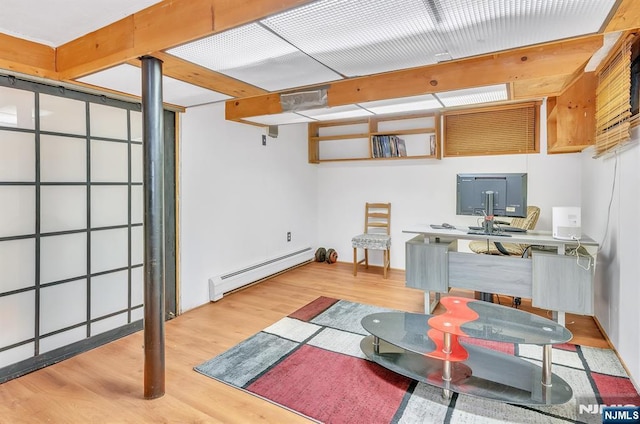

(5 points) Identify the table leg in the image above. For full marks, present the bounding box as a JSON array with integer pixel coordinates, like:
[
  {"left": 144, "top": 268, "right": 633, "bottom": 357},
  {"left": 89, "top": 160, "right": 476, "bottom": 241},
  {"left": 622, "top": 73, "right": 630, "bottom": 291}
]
[
  {"left": 542, "top": 344, "right": 552, "bottom": 387},
  {"left": 442, "top": 332, "right": 452, "bottom": 399},
  {"left": 426, "top": 291, "right": 441, "bottom": 314},
  {"left": 373, "top": 336, "right": 380, "bottom": 355}
]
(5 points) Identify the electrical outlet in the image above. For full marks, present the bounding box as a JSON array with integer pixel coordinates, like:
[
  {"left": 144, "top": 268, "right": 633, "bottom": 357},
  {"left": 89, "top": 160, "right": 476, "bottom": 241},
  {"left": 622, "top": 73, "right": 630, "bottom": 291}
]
[
  {"left": 262, "top": 135, "right": 266, "bottom": 146},
  {"left": 287, "top": 232, "right": 291, "bottom": 242}
]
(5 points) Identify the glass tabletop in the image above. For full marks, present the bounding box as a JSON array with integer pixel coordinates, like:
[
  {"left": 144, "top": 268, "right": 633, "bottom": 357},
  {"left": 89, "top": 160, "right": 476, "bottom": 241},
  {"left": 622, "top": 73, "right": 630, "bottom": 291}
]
[{"left": 361, "top": 300, "right": 571, "bottom": 356}]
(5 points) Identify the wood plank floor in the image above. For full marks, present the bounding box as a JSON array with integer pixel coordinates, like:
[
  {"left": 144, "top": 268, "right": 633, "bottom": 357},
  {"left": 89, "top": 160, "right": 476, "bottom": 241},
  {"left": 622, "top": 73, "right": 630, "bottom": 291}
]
[{"left": 0, "top": 262, "right": 609, "bottom": 423}]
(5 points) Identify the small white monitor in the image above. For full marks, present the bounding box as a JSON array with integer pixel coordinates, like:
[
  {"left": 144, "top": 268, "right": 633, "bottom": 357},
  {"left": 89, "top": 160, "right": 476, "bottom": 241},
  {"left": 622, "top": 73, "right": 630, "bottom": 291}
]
[{"left": 552, "top": 207, "right": 582, "bottom": 240}]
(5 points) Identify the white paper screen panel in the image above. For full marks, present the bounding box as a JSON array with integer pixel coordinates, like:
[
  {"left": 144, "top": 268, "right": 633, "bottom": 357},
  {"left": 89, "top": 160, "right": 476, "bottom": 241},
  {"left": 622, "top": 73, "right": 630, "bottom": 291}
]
[
  {"left": 0, "top": 239, "right": 35, "bottom": 292},
  {"left": 131, "top": 225, "right": 144, "bottom": 265},
  {"left": 91, "top": 313, "right": 129, "bottom": 336},
  {"left": 0, "top": 344, "right": 33, "bottom": 369},
  {"left": 40, "top": 186, "right": 87, "bottom": 232},
  {"left": 39, "top": 327, "right": 87, "bottom": 354},
  {"left": 40, "top": 135, "right": 86, "bottom": 182},
  {"left": 0, "top": 86, "right": 34, "bottom": 129},
  {"left": 39, "top": 94, "right": 86, "bottom": 135},
  {"left": 0, "top": 292, "right": 35, "bottom": 347},
  {"left": 40, "top": 233, "right": 87, "bottom": 283},
  {"left": 90, "top": 271, "right": 128, "bottom": 319},
  {"left": 131, "top": 267, "right": 144, "bottom": 306},
  {"left": 91, "top": 186, "right": 128, "bottom": 228},
  {"left": 90, "top": 140, "right": 128, "bottom": 182},
  {"left": 90, "top": 103, "right": 128, "bottom": 140},
  {"left": 0, "top": 131, "right": 34, "bottom": 181},
  {"left": 0, "top": 186, "right": 35, "bottom": 237},
  {"left": 40, "top": 280, "right": 87, "bottom": 334},
  {"left": 91, "top": 228, "right": 129, "bottom": 273},
  {"left": 130, "top": 111, "right": 143, "bottom": 142}
]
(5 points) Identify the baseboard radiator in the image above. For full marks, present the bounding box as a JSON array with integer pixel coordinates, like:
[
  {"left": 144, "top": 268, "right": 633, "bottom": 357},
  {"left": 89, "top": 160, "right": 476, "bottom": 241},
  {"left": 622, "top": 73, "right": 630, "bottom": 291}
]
[{"left": 208, "top": 247, "right": 314, "bottom": 301}]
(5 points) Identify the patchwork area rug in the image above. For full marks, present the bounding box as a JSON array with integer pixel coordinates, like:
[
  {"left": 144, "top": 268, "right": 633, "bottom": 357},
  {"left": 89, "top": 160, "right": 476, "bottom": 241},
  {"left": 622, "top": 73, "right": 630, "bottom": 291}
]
[{"left": 195, "top": 297, "right": 640, "bottom": 424}]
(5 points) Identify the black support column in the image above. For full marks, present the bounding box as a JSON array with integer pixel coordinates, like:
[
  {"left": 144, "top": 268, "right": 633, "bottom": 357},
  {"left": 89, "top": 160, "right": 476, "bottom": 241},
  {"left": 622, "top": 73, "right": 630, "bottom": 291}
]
[{"left": 141, "top": 55, "right": 165, "bottom": 399}]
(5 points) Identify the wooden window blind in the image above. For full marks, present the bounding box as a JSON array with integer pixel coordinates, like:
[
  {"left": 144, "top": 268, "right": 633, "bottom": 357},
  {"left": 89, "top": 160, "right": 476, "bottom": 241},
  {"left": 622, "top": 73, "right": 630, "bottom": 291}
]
[
  {"left": 594, "top": 36, "right": 633, "bottom": 157},
  {"left": 443, "top": 102, "right": 539, "bottom": 157}
]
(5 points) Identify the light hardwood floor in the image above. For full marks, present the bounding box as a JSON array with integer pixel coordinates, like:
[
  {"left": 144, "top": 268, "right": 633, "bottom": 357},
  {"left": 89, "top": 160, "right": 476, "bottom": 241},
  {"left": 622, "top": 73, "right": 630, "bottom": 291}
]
[{"left": 0, "top": 262, "right": 609, "bottom": 423}]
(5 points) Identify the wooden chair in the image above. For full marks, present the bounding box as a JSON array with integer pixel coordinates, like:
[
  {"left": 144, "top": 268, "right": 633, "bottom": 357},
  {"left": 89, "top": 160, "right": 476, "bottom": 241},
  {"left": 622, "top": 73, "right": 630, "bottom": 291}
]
[
  {"left": 469, "top": 206, "right": 541, "bottom": 256},
  {"left": 352, "top": 203, "right": 391, "bottom": 278}
]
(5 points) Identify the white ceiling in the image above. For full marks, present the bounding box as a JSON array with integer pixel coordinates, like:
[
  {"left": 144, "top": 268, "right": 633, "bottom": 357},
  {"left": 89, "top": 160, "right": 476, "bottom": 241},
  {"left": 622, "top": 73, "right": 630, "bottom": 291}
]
[
  {"left": 0, "top": 0, "right": 622, "bottom": 122},
  {"left": 0, "top": 0, "right": 163, "bottom": 47}
]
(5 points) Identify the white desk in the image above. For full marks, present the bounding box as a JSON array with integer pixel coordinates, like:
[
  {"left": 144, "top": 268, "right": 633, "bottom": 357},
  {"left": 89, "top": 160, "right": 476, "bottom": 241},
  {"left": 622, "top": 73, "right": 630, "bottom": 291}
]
[{"left": 403, "top": 225, "right": 598, "bottom": 325}]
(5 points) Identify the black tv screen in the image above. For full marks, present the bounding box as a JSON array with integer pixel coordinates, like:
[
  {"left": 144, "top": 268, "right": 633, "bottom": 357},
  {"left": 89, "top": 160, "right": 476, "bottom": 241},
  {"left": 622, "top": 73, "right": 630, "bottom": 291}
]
[{"left": 456, "top": 173, "right": 527, "bottom": 218}]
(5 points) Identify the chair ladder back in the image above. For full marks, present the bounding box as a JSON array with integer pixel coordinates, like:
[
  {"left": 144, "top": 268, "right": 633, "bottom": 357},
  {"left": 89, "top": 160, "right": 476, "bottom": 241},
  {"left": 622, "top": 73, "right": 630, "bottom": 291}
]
[{"left": 364, "top": 202, "right": 391, "bottom": 235}]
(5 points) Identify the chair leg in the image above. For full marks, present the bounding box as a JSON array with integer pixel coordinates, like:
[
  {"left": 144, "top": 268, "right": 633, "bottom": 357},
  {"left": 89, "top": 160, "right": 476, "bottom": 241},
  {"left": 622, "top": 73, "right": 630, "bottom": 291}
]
[
  {"left": 383, "top": 249, "right": 389, "bottom": 279},
  {"left": 353, "top": 247, "right": 357, "bottom": 276},
  {"left": 364, "top": 249, "right": 369, "bottom": 269}
]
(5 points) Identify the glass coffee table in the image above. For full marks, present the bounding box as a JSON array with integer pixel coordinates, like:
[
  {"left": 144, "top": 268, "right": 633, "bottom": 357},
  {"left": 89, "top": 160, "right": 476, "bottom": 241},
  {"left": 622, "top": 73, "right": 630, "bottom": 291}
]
[{"left": 360, "top": 296, "right": 573, "bottom": 405}]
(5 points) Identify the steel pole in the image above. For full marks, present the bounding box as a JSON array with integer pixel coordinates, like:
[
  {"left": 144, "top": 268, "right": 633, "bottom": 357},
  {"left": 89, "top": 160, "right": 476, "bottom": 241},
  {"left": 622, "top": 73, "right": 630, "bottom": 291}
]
[{"left": 141, "top": 55, "right": 165, "bottom": 399}]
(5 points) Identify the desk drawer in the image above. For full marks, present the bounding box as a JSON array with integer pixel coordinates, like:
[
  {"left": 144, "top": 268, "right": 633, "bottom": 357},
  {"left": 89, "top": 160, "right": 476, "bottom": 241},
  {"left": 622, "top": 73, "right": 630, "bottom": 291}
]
[
  {"left": 405, "top": 236, "right": 450, "bottom": 292},
  {"left": 449, "top": 252, "right": 532, "bottom": 298},
  {"left": 531, "top": 251, "right": 594, "bottom": 315}
]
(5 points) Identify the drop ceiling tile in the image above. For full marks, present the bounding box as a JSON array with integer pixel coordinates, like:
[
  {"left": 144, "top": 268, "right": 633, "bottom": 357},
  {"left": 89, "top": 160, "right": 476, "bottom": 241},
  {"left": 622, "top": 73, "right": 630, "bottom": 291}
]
[
  {"left": 359, "top": 94, "right": 442, "bottom": 114},
  {"left": 432, "top": 0, "right": 617, "bottom": 59},
  {"left": 436, "top": 84, "right": 508, "bottom": 107},
  {"left": 0, "top": 0, "right": 163, "bottom": 47},
  {"left": 77, "top": 64, "right": 230, "bottom": 107},
  {"left": 298, "top": 105, "right": 373, "bottom": 121},
  {"left": 262, "top": 0, "right": 616, "bottom": 77},
  {"left": 262, "top": 0, "right": 444, "bottom": 77},
  {"left": 242, "top": 113, "right": 315, "bottom": 126},
  {"left": 167, "top": 23, "right": 342, "bottom": 91}
]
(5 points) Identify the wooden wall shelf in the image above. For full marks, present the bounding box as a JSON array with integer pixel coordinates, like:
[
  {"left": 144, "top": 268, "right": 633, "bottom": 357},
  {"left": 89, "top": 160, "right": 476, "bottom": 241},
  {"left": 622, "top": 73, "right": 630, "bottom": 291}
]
[{"left": 308, "top": 112, "right": 441, "bottom": 163}]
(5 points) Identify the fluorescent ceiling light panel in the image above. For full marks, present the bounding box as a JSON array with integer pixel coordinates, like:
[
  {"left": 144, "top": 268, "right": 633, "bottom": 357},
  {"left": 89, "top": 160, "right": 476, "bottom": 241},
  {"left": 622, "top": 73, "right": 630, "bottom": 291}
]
[
  {"left": 167, "top": 23, "right": 342, "bottom": 91},
  {"left": 262, "top": 0, "right": 444, "bottom": 77},
  {"left": 358, "top": 94, "right": 442, "bottom": 114},
  {"left": 243, "top": 113, "right": 315, "bottom": 126},
  {"left": 423, "top": 0, "right": 617, "bottom": 59},
  {"left": 298, "top": 105, "right": 373, "bottom": 121},
  {"left": 77, "top": 64, "right": 230, "bottom": 107},
  {"left": 262, "top": 0, "right": 616, "bottom": 77},
  {"left": 437, "top": 84, "right": 508, "bottom": 107}
]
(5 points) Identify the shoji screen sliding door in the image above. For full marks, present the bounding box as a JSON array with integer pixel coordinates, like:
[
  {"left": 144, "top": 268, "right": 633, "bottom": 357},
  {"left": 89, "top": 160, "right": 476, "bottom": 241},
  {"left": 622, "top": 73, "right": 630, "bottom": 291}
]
[{"left": 0, "top": 76, "right": 172, "bottom": 382}]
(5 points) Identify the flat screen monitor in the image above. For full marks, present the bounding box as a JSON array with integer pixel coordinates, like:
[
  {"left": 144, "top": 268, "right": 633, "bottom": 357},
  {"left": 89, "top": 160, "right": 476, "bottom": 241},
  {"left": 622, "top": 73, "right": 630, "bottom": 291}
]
[{"left": 456, "top": 173, "right": 527, "bottom": 218}]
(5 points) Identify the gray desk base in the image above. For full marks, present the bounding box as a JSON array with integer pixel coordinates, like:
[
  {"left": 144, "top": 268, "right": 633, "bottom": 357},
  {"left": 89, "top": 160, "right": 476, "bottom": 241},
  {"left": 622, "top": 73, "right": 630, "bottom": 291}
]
[{"left": 405, "top": 234, "right": 595, "bottom": 324}]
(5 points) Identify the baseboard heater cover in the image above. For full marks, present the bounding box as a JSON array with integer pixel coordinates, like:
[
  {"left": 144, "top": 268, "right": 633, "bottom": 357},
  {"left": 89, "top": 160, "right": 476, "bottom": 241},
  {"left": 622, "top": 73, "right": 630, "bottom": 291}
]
[{"left": 208, "top": 247, "right": 314, "bottom": 301}]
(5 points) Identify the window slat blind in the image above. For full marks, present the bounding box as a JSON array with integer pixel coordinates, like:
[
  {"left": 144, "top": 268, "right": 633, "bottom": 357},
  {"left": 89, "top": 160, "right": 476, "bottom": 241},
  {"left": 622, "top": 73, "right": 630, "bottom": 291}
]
[
  {"left": 444, "top": 103, "right": 538, "bottom": 157},
  {"left": 594, "top": 37, "right": 632, "bottom": 157}
]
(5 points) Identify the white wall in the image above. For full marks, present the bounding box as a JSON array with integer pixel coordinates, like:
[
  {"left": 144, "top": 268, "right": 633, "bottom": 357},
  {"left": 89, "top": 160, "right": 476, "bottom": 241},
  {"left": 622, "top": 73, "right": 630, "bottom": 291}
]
[
  {"left": 179, "top": 102, "right": 318, "bottom": 312},
  {"left": 581, "top": 132, "right": 640, "bottom": 390},
  {"left": 316, "top": 152, "right": 583, "bottom": 268}
]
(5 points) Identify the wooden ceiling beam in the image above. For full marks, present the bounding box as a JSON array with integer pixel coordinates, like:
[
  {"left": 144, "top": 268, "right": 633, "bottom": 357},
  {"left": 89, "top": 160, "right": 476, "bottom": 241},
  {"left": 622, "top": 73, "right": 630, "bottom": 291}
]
[
  {"left": 225, "top": 35, "right": 603, "bottom": 121},
  {"left": 605, "top": 0, "right": 640, "bottom": 32},
  {"left": 0, "top": 33, "right": 56, "bottom": 79},
  {"left": 145, "top": 52, "right": 267, "bottom": 98},
  {"left": 56, "top": 0, "right": 317, "bottom": 80}
]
